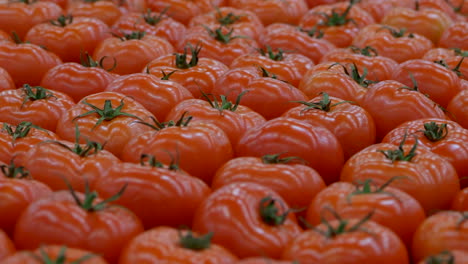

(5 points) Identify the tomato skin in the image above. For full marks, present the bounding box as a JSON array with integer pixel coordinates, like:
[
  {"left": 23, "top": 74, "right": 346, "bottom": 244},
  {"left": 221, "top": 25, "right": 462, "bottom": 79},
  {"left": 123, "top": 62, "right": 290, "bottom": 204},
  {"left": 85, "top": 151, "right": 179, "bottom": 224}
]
[
  {"left": 417, "top": 250, "right": 468, "bottom": 264},
  {"left": 212, "top": 67, "right": 308, "bottom": 120},
  {"left": 0, "top": 42, "right": 63, "bottom": 87},
  {"left": 448, "top": 90, "right": 468, "bottom": 130},
  {"left": 382, "top": 118, "right": 468, "bottom": 187},
  {"left": 360, "top": 80, "right": 448, "bottom": 140},
  {"left": 25, "top": 17, "right": 110, "bottom": 63},
  {"left": 412, "top": 211, "right": 468, "bottom": 263},
  {"left": 146, "top": 0, "right": 225, "bottom": 25},
  {"left": 94, "top": 162, "right": 211, "bottom": 229},
  {"left": 281, "top": 219, "right": 409, "bottom": 264},
  {"left": 121, "top": 122, "right": 233, "bottom": 184},
  {"left": 0, "top": 87, "right": 75, "bottom": 132},
  {"left": 192, "top": 182, "right": 302, "bottom": 259},
  {"left": 236, "top": 117, "right": 344, "bottom": 184},
  {"left": 0, "top": 1, "right": 63, "bottom": 39},
  {"left": 305, "top": 181, "right": 425, "bottom": 247},
  {"left": 2, "top": 245, "right": 109, "bottom": 264},
  {"left": 55, "top": 91, "right": 155, "bottom": 159},
  {"left": 452, "top": 188, "right": 468, "bottom": 211},
  {"left": 439, "top": 22, "right": 468, "bottom": 50},
  {"left": 236, "top": 258, "right": 293, "bottom": 264},
  {"left": 340, "top": 143, "right": 460, "bottom": 213},
  {"left": 93, "top": 34, "right": 174, "bottom": 75},
  {"left": 40, "top": 62, "right": 117, "bottom": 103},
  {"left": 105, "top": 73, "right": 193, "bottom": 121},
  {"left": 67, "top": 0, "right": 122, "bottom": 26},
  {"left": 119, "top": 226, "right": 238, "bottom": 264},
  {"left": 0, "top": 67, "right": 15, "bottom": 92},
  {"left": 0, "top": 229, "right": 15, "bottom": 261},
  {"left": 282, "top": 95, "right": 376, "bottom": 159},
  {"left": 212, "top": 156, "right": 326, "bottom": 212}
]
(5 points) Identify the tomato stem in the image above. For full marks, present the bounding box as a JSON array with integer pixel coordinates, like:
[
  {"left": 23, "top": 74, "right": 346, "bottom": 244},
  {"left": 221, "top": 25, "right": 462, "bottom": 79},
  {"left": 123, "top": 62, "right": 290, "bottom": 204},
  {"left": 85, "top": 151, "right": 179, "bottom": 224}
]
[
  {"left": 215, "top": 8, "right": 242, "bottom": 26},
  {"left": 314, "top": 0, "right": 357, "bottom": 27},
  {"left": 174, "top": 43, "right": 201, "bottom": 69},
  {"left": 178, "top": 229, "right": 213, "bottom": 251},
  {"left": 314, "top": 207, "right": 375, "bottom": 238},
  {"left": 259, "top": 196, "right": 290, "bottom": 226},
  {"left": 142, "top": 7, "right": 168, "bottom": 25},
  {"left": 377, "top": 132, "right": 419, "bottom": 163},
  {"left": 200, "top": 90, "right": 248, "bottom": 113},
  {"left": 298, "top": 26, "right": 324, "bottom": 39},
  {"left": 135, "top": 111, "right": 192, "bottom": 131},
  {"left": 2, "top": 121, "right": 47, "bottom": 144},
  {"left": 20, "top": 84, "right": 57, "bottom": 108},
  {"left": 257, "top": 45, "right": 284, "bottom": 61},
  {"left": 32, "top": 246, "right": 98, "bottom": 264},
  {"left": 203, "top": 26, "right": 249, "bottom": 44},
  {"left": 417, "top": 122, "right": 448, "bottom": 142},
  {"left": 422, "top": 250, "right": 455, "bottom": 264},
  {"left": 0, "top": 159, "right": 30, "bottom": 179},
  {"left": 261, "top": 153, "right": 305, "bottom": 164},
  {"left": 349, "top": 45, "right": 378, "bottom": 57},
  {"left": 140, "top": 153, "right": 179, "bottom": 171},
  {"left": 50, "top": 15, "right": 73, "bottom": 27},
  {"left": 291, "top": 92, "right": 354, "bottom": 112}
]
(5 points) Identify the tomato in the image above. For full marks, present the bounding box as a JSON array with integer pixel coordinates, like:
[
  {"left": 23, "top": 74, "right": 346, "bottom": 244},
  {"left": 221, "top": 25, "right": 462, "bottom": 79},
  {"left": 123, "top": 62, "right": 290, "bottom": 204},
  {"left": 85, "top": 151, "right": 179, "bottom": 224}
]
[
  {"left": 145, "top": 44, "right": 229, "bottom": 99},
  {"left": 55, "top": 91, "right": 155, "bottom": 159},
  {"left": 188, "top": 7, "right": 265, "bottom": 43},
  {"left": 236, "top": 117, "right": 344, "bottom": 184},
  {"left": 67, "top": 0, "right": 122, "bottom": 26},
  {"left": 0, "top": 0, "right": 63, "bottom": 39},
  {"left": 212, "top": 154, "right": 326, "bottom": 212},
  {"left": 0, "top": 67, "right": 15, "bottom": 92},
  {"left": 236, "top": 258, "right": 293, "bottom": 264},
  {"left": 299, "top": 1, "right": 376, "bottom": 48},
  {"left": 0, "top": 160, "right": 52, "bottom": 236},
  {"left": 212, "top": 66, "right": 308, "bottom": 120},
  {"left": 146, "top": 0, "right": 226, "bottom": 25},
  {"left": 3, "top": 245, "right": 108, "bottom": 264},
  {"left": 112, "top": 9, "right": 187, "bottom": 48},
  {"left": 282, "top": 212, "right": 409, "bottom": 264},
  {"left": 230, "top": 47, "right": 314, "bottom": 87},
  {"left": 360, "top": 80, "right": 448, "bottom": 140},
  {"left": 439, "top": 21, "right": 468, "bottom": 50},
  {"left": 0, "top": 85, "right": 75, "bottom": 132},
  {"left": 282, "top": 93, "right": 376, "bottom": 159},
  {"left": 448, "top": 89, "right": 468, "bottom": 129},
  {"left": 412, "top": 211, "right": 468, "bottom": 263},
  {"left": 120, "top": 114, "right": 233, "bottom": 184},
  {"left": 13, "top": 185, "right": 144, "bottom": 263},
  {"left": 25, "top": 15, "right": 110, "bottom": 63},
  {"left": 0, "top": 229, "right": 15, "bottom": 261},
  {"left": 452, "top": 188, "right": 468, "bottom": 211},
  {"left": 192, "top": 182, "right": 302, "bottom": 259},
  {"left": 94, "top": 158, "right": 211, "bottom": 229},
  {"left": 119, "top": 226, "right": 238, "bottom": 263},
  {"left": 227, "top": 0, "right": 308, "bottom": 26},
  {"left": 164, "top": 96, "right": 266, "bottom": 149},
  {"left": 105, "top": 73, "right": 193, "bottom": 121},
  {"left": 418, "top": 250, "right": 468, "bottom": 264},
  {"left": 340, "top": 135, "right": 460, "bottom": 213},
  {"left": 260, "top": 23, "right": 337, "bottom": 64},
  {"left": 0, "top": 39, "right": 62, "bottom": 87},
  {"left": 391, "top": 59, "right": 463, "bottom": 108},
  {"left": 352, "top": 24, "right": 434, "bottom": 63},
  {"left": 305, "top": 178, "right": 425, "bottom": 247},
  {"left": 383, "top": 118, "right": 468, "bottom": 187},
  {"left": 93, "top": 31, "right": 174, "bottom": 75}
]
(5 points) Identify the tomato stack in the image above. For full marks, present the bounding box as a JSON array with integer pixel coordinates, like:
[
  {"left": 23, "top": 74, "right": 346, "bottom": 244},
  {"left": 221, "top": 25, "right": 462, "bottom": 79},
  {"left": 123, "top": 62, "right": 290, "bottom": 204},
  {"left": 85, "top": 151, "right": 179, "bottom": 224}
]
[{"left": 0, "top": 0, "right": 467, "bottom": 263}]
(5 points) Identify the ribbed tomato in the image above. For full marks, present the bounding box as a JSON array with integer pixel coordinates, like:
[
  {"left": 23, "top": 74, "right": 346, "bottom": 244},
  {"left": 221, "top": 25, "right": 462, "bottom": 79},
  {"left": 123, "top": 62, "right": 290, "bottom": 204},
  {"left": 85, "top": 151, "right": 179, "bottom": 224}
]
[{"left": 2, "top": 245, "right": 108, "bottom": 264}]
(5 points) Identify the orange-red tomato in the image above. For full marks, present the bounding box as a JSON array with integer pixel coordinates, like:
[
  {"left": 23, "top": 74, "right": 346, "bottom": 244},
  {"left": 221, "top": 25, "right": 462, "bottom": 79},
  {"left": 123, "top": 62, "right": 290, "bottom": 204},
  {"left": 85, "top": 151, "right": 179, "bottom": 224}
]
[
  {"left": 14, "top": 189, "right": 144, "bottom": 263},
  {"left": 94, "top": 160, "right": 211, "bottom": 229},
  {"left": 0, "top": 67, "right": 15, "bottom": 92},
  {"left": 0, "top": 229, "right": 14, "bottom": 261},
  {"left": 448, "top": 89, "right": 468, "bottom": 129},
  {"left": 105, "top": 73, "right": 193, "bottom": 121},
  {"left": 412, "top": 211, "right": 468, "bottom": 263},
  {"left": 193, "top": 182, "right": 303, "bottom": 259},
  {"left": 452, "top": 188, "right": 468, "bottom": 211},
  {"left": 67, "top": 0, "right": 123, "bottom": 26},
  {"left": 439, "top": 21, "right": 468, "bottom": 50},
  {"left": 0, "top": 85, "right": 75, "bottom": 132},
  {"left": 236, "top": 258, "right": 293, "bottom": 264},
  {"left": 212, "top": 155, "right": 326, "bottom": 212},
  {"left": 236, "top": 117, "right": 344, "bottom": 184},
  {"left": 119, "top": 226, "right": 238, "bottom": 263},
  {"left": 25, "top": 16, "right": 110, "bottom": 63},
  {"left": 3, "top": 245, "right": 108, "bottom": 264},
  {"left": 146, "top": 0, "right": 226, "bottom": 25}
]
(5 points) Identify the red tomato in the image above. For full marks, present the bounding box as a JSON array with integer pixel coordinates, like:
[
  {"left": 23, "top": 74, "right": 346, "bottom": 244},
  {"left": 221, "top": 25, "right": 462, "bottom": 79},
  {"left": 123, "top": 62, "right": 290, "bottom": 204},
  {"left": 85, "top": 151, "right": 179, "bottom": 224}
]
[
  {"left": 0, "top": 229, "right": 15, "bottom": 261},
  {"left": 2, "top": 245, "right": 108, "bottom": 264},
  {"left": 448, "top": 89, "right": 468, "bottom": 129},
  {"left": 67, "top": 0, "right": 122, "bottom": 26},
  {"left": 236, "top": 117, "right": 344, "bottom": 184},
  {"left": 236, "top": 258, "right": 293, "bottom": 264},
  {"left": 452, "top": 188, "right": 468, "bottom": 211},
  {"left": 192, "top": 182, "right": 302, "bottom": 259},
  {"left": 0, "top": 67, "right": 15, "bottom": 92},
  {"left": 119, "top": 226, "right": 238, "bottom": 263},
  {"left": 439, "top": 21, "right": 468, "bottom": 50},
  {"left": 146, "top": 0, "right": 226, "bottom": 25}
]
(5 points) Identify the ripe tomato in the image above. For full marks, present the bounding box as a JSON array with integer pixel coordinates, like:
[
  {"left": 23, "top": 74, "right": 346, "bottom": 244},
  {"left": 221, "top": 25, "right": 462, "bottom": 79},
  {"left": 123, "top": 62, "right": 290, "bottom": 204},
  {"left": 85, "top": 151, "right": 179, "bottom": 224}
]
[
  {"left": 360, "top": 80, "right": 448, "bottom": 140},
  {"left": 146, "top": 0, "right": 226, "bottom": 25},
  {"left": 299, "top": 1, "right": 375, "bottom": 48},
  {"left": 0, "top": 229, "right": 14, "bottom": 261},
  {"left": 94, "top": 159, "right": 211, "bottom": 229},
  {"left": 119, "top": 226, "right": 238, "bottom": 263},
  {"left": 55, "top": 91, "right": 155, "bottom": 159},
  {"left": 120, "top": 115, "right": 233, "bottom": 184},
  {"left": 13, "top": 186, "right": 144, "bottom": 263},
  {"left": 439, "top": 21, "right": 468, "bottom": 50},
  {"left": 228, "top": 0, "right": 308, "bottom": 25},
  {"left": 282, "top": 93, "right": 376, "bottom": 159},
  {"left": 112, "top": 9, "right": 187, "bottom": 48},
  {"left": 0, "top": 0, "right": 63, "bottom": 39},
  {"left": 236, "top": 258, "right": 293, "bottom": 264},
  {"left": 418, "top": 250, "right": 468, "bottom": 264},
  {"left": 164, "top": 96, "right": 266, "bottom": 149},
  {"left": 2, "top": 245, "right": 108, "bottom": 264},
  {"left": 412, "top": 211, "right": 468, "bottom": 263},
  {"left": 212, "top": 154, "right": 326, "bottom": 212},
  {"left": 0, "top": 160, "right": 52, "bottom": 236},
  {"left": 282, "top": 212, "right": 409, "bottom": 264},
  {"left": 67, "top": 0, "right": 122, "bottom": 26},
  {"left": 260, "top": 23, "right": 337, "bottom": 64},
  {"left": 145, "top": 44, "right": 229, "bottom": 99},
  {"left": 193, "top": 182, "right": 302, "bottom": 259},
  {"left": 236, "top": 117, "right": 344, "bottom": 184},
  {"left": 452, "top": 188, "right": 468, "bottom": 211},
  {"left": 93, "top": 31, "right": 174, "bottom": 75},
  {"left": 340, "top": 136, "right": 460, "bottom": 213},
  {"left": 0, "top": 67, "right": 15, "bottom": 92},
  {"left": 305, "top": 179, "right": 425, "bottom": 247},
  {"left": 0, "top": 85, "right": 75, "bottom": 132},
  {"left": 448, "top": 89, "right": 468, "bottom": 129},
  {"left": 212, "top": 66, "right": 308, "bottom": 120},
  {"left": 105, "top": 73, "right": 193, "bottom": 121},
  {"left": 230, "top": 47, "right": 314, "bottom": 87}
]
